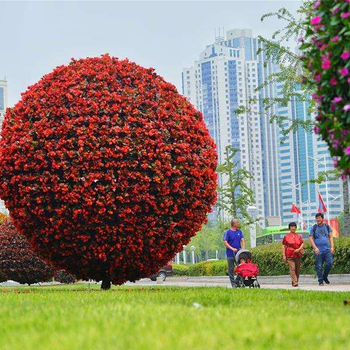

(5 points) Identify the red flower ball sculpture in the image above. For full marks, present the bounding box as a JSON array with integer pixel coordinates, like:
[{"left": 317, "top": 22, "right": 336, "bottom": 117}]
[
  {"left": 0, "top": 55, "right": 217, "bottom": 288},
  {"left": 0, "top": 219, "right": 54, "bottom": 285}
]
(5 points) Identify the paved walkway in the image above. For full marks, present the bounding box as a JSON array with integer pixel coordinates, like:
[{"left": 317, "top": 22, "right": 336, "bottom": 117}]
[
  {"left": 126, "top": 275, "right": 350, "bottom": 292},
  {"left": 2, "top": 275, "right": 350, "bottom": 292}
]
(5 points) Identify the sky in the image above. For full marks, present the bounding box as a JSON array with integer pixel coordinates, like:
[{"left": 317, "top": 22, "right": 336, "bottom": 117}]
[{"left": 0, "top": 0, "right": 302, "bottom": 107}]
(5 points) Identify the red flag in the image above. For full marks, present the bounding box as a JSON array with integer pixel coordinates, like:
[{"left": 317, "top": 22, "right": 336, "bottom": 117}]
[
  {"left": 290, "top": 204, "right": 301, "bottom": 214},
  {"left": 329, "top": 218, "right": 339, "bottom": 238},
  {"left": 318, "top": 191, "right": 327, "bottom": 213}
]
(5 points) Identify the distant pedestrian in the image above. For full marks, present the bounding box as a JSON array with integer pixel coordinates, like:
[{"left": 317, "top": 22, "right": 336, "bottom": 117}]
[
  {"left": 282, "top": 222, "right": 304, "bottom": 287},
  {"left": 309, "top": 213, "right": 334, "bottom": 286},
  {"left": 223, "top": 219, "right": 245, "bottom": 288}
]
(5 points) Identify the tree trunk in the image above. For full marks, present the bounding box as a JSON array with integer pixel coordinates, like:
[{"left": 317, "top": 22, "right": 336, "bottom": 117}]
[
  {"left": 343, "top": 179, "right": 350, "bottom": 237},
  {"left": 232, "top": 190, "right": 237, "bottom": 217},
  {"left": 101, "top": 278, "right": 111, "bottom": 290}
]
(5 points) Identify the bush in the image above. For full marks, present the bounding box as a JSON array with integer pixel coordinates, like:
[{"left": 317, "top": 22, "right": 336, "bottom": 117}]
[
  {"left": 54, "top": 270, "right": 76, "bottom": 284},
  {"left": 0, "top": 55, "right": 217, "bottom": 288},
  {"left": 172, "top": 264, "right": 189, "bottom": 276},
  {"left": 188, "top": 260, "right": 228, "bottom": 276},
  {"left": 0, "top": 219, "right": 54, "bottom": 284},
  {"left": 0, "top": 269, "right": 6, "bottom": 283}
]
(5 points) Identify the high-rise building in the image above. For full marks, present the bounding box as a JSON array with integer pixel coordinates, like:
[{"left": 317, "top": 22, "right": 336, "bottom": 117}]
[
  {"left": 277, "top": 88, "right": 344, "bottom": 228},
  {"left": 226, "top": 29, "right": 281, "bottom": 225},
  {"left": 0, "top": 79, "right": 7, "bottom": 127},
  {"left": 0, "top": 79, "right": 8, "bottom": 214},
  {"left": 182, "top": 29, "right": 280, "bottom": 225}
]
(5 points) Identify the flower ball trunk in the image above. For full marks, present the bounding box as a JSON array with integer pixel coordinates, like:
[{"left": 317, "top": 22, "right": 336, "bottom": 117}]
[{"left": 101, "top": 277, "right": 111, "bottom": 290}]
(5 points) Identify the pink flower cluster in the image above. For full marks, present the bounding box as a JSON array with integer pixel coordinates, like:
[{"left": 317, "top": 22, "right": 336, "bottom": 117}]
[{"left": 300, "top": 0, "right": 350, "bottom": 175}]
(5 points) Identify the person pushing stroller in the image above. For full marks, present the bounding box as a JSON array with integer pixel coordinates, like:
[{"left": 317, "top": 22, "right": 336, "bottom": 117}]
[{"left": 223, "top": 219, "right": 245, "bottom": 288}]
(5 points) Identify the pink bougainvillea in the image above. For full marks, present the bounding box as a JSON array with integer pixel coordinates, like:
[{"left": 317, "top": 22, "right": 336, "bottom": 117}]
[
  {"left": 0, "top": 55, "right": 217, "bottom": 288},
  {"left": 301, "top": 0, "right": 350, "bottom": 176}
]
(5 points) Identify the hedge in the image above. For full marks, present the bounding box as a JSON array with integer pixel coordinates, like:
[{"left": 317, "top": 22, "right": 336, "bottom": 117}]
[
  {"left": 172, "top": 264, "right": 189, "bottom": 276},
  {"left": 188, "top": 260, "right": 227, "bottom": 276},
  {"left": 252, "top": 238, "right": 350, "bottom": 276},
  {"left": 173, "top": 237, "right": 350, "bottom": 276}
]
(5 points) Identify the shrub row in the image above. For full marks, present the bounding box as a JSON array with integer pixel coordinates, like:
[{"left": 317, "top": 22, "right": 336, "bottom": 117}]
[
  {"left": 173, "top": 237, "right": 350, "bottom": 276},
  {"left": 188, "top": 260, "right": 227, "bottom": 276},
  {"left": 172, "top": 264, "right": 189, "bottom": 276},
  {"left": 252, "top": 238, "right": 350, "bottom": 276},
  {"left": 173, "top": 261, "right": 227, "bottom": 276}
]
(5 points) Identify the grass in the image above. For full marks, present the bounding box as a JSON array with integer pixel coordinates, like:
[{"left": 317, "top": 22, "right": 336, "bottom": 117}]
[{"left": 1, "top": 284, "right": 350, "bottom": 350}]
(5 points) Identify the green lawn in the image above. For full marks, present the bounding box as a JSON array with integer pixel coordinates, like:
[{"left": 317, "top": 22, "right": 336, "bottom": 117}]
[{"left": 1, "top": 285, "right": 350, "bottom": 350}]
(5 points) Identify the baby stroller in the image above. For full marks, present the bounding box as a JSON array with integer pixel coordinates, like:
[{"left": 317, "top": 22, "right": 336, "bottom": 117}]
[{"left": 234, "top": 249, "right": 260, "bottom": 288}]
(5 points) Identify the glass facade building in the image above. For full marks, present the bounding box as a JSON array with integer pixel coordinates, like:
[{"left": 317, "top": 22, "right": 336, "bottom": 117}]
[
  {"left": 277, "top": 87, "right": 343, "bottom": 228},
  {"left": 182, "top": 29, "right": 279, "bottom": 225}
]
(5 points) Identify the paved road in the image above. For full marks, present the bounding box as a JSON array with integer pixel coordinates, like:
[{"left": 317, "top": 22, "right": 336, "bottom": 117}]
[{"left": 126, "top": 275, "right": 350, "bottom": 292}]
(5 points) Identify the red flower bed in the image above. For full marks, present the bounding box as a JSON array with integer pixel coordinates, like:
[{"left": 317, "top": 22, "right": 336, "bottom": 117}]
[
  {"left": 0, "top": 219, "right": 54, "bottom": 285},
  {"left": 0, "top": 55, "right": 217, "bottom": 288}
]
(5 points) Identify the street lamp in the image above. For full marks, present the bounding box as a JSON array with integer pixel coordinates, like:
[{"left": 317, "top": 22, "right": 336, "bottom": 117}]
[
  {"left": 308, "top": 155, "right": 330, "bottom": 224},
  {"left": 247, "top": 205, "right": 259, "bottom": 248},
  {"left": 182, "top": 245, "right": 187, "bottom": 264},
  {"left": 300, "top": 200, "right": 311, "bottom": 229},
  {"left": 190, "top": 246, "right": 196, "bottom": 264}
]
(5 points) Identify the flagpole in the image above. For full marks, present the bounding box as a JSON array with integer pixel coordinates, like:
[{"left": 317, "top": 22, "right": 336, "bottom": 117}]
[
  {"left": 288, "top": 182, "right": 304, "bottom": 229},
  {"left": 323, "top": 157, "right": 330, "bottom": 225},
  {"left": 309, "top": 156, "right": 330, "bottom": 225}
]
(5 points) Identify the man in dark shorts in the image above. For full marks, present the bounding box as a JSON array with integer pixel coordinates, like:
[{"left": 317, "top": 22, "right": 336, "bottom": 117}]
[
  {"left": 309, "top": 213, "right": 334, "bottom": 286},
  {"left": 223, "top": 219, "right": 245, "bottom": 288}
]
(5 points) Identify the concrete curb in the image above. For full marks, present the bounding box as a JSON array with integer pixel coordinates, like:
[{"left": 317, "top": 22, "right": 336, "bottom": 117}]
[{"left": 169, "top": 274, "right": 350, "bottom": 285}]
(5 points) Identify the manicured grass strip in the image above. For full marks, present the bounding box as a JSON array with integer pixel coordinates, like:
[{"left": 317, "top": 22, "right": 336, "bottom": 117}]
[{"left": 0, "top": 286, "right": 350, "bottom": 350}]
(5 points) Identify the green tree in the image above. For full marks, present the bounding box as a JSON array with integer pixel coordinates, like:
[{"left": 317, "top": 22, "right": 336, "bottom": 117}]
[
  {"left": 189, "top": 223, "right": 225, "bottom": 261},
  {"left": 216, "top": 146, "right": 255, "bottom": 223}
]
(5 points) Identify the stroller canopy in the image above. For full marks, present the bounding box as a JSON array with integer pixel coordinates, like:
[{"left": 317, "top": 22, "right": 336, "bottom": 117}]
[{"left": 235, "top": 249, "right": 252, "bottom": 264}]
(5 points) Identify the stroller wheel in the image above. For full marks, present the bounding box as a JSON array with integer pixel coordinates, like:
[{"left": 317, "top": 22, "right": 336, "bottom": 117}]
[{"left": 251, "top": 281, "right": 259, "bottom": 288}]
